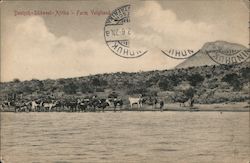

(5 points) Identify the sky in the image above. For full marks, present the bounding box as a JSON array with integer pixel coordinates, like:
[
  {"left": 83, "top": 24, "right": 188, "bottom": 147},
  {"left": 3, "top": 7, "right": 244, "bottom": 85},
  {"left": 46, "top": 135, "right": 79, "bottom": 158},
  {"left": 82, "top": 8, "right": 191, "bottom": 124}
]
[{"left": 1, "top": 0, "right": 249, "bottom": 82}]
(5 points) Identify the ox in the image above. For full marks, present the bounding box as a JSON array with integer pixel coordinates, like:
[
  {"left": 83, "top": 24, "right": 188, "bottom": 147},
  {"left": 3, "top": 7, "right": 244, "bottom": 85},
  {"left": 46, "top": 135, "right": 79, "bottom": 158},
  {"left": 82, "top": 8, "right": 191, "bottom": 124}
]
[
  {"left": 128, "top": 95, "right": 143, "bottom": 110},
  {"left": 113, "top": 98, "right": 123, "bottom": 112},
  {"left": 42, "top": 101, "right": 58, "bottom": 112}
]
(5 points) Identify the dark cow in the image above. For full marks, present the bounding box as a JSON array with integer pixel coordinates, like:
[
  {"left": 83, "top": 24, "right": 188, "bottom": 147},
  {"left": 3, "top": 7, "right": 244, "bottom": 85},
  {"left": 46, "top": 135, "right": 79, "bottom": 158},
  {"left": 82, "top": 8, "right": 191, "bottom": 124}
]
[
  {"left": 90, "top": 98, "right": 110, "bottom": 112},
  {"left": 113, "top": 98, "right": 123, "bottom": 112},
  {"left": 64, "top": 99, "right": 78, "bottom": 112},
  {"left": 14, "top": 101, "right": 30, "bottom": 112},
  {"left": 144, "top": 97, "right": 158, "bottom": 109},
  {"left": 77, "top": 98, "right": 90, "bottom": 112}
]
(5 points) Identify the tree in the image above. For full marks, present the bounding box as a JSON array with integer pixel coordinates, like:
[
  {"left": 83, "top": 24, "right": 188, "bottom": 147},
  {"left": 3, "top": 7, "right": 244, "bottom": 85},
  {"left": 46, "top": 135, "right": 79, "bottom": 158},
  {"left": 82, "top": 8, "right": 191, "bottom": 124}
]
[
  {"left": 13, "top": 78, "right": 20, "bottom": 83},
  {"left": 32, "top": 80, "right": 44, "bottom": 91},
  {"left": 158, "top": 74, "right": 181, "bottom": 91},
  {"left": 187, "top": 74, "right": 204, "bottom": 87},
  {"left": 184, "top": 87, "right": 195, "bottom": 99},
  {"left": 158, "top": 78, "right": 171, "bottom": 91},
  {"left": 241, "top": 67, "right": 250, "bottom": 81},
  {"left": 222, "top": 73, "right": 241, "bottom": 91},
  {"left": 20, "top": 85, "right": 32, "bottom": 94},
  {"left": 108, "top": 92, "right": 119, "bottom": 98},
  {"left": 80, "top": 82, "right": 92, "bottom": 93},
  {"left": 168, "top": 75, "right": 181, "bottom": 86},
  {"left": 91, "top": 78, "right": 100, "bottom": 86},
  {"left": 127, "top": 86, "right": 147, "bottom": 95},
  {"left": 63, "top": 82, "right": 77, "bottom": 94},
  {"left": 91, "top": 77, "right": 108, "bottom": 87}
]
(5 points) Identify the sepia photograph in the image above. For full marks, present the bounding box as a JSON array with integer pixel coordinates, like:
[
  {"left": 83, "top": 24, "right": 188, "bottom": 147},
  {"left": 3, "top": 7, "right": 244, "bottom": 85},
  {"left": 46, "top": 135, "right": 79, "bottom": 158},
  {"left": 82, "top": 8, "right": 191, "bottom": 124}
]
[{"left": 0, "top": 0, "right": 249, "bottom": 162}]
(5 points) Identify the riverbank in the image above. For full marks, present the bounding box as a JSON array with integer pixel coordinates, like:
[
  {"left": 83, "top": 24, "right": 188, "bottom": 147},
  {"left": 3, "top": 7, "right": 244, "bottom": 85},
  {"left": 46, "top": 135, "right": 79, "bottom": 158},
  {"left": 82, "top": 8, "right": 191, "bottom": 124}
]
[
  {"left": 121, "top": 102, "right": 250, "bottom": 112},
  {"left": 164, "top": 102, "right": 250, "bottom": 112},
  {"left": 1, "top": 102, "right": 249, "bottom": 112}
]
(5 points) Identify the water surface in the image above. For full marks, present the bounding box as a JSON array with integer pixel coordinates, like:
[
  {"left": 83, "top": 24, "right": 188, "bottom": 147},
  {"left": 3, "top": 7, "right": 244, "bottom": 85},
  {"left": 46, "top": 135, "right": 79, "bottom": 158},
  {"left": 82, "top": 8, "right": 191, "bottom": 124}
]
[{"left": 1, "top": 112, "right": 249, "bottom": 163}]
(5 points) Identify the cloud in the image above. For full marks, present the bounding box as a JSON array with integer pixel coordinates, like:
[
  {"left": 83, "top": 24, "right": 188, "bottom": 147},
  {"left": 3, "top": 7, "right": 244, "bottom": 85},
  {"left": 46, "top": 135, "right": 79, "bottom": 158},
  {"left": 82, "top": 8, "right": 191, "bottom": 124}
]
[
  {"left": 2, "top": 17, "right": 106, "bottom": 81},
  {"left": 2, "top": 16, "right": 104, "bottom": 81},
  {"left": 2, "top": 16, "right": 182, "bottom": 81},
  {"left": 131, "top": 1, "right": 247, "bottom": 50},
  {"left": 2, "top": 1, "right": 247, "bottom": 81}
]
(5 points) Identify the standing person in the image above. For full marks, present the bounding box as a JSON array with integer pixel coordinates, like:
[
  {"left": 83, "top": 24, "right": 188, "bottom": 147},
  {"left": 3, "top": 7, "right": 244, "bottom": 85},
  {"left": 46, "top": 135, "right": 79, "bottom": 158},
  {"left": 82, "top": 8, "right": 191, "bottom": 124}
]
[
  {"left": 190, "top": 98, "right": 194, "bottom": 107},
  {"left": 160, "top": 100, "right": 164, "bottom": 112}
]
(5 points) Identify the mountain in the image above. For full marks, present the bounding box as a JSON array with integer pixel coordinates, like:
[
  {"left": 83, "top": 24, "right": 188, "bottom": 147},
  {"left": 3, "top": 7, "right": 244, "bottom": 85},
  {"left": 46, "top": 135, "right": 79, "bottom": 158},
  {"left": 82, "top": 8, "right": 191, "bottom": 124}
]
[{"left": 175, "top": 41, "right": 248, "bottom": 69}]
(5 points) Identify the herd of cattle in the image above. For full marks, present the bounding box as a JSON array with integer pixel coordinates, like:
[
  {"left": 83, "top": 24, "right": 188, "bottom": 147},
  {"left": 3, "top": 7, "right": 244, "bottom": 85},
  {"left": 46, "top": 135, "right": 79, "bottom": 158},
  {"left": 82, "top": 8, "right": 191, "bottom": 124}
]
[{"left": 0, "top": 95, "right": 166, "bottom": 112}]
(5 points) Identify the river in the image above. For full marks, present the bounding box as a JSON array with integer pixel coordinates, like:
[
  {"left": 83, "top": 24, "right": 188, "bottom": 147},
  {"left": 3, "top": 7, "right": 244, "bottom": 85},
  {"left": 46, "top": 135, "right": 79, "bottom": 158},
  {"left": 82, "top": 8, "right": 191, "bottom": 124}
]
[{"left": 1, "top": 112, "right": 249, "bottom": 163}]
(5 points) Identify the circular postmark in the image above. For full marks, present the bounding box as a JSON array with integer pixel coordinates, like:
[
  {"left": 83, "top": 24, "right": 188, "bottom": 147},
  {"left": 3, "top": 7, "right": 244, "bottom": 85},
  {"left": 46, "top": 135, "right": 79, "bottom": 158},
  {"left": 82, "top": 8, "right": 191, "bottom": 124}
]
[
  {"left": 161, "top": 49, "right": 199, "bottom": 59},
  {"left": 104, "top": 4, "right": 147, "bottom": 58},
  {"left": 205, "top": 49, "right": 249, "bottom": 65}
]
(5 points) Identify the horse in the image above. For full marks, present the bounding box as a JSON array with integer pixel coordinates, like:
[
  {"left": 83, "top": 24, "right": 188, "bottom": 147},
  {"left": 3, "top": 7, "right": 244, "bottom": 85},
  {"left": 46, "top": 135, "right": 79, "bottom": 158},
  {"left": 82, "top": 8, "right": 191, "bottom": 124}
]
[{"left": 128, "top": 95, "right": 143, "bottom": 110}]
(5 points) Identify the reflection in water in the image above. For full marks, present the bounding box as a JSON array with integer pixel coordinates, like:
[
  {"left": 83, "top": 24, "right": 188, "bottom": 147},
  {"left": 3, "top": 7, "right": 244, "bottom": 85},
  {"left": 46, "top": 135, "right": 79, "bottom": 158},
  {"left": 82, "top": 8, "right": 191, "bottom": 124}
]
[{"left": 1, "top": 112, "right": 250, "bottom": 163}]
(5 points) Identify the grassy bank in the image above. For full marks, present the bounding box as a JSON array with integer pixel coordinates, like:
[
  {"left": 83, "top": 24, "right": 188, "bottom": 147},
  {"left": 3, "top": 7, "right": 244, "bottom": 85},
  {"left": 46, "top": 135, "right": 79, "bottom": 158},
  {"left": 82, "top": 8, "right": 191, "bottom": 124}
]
[{"left": 1, "top": 102, "right": 249, "bottom": 112}]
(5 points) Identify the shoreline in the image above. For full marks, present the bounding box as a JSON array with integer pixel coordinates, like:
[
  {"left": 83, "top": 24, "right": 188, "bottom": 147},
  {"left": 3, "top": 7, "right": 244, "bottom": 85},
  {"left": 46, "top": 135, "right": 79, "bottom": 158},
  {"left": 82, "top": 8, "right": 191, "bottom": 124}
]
[
  {"left": 163, "top": 102, "right": 250, "bottom": 112},
  {"left": 1, "top": 102, "right": 249, "bottom": 113},
  {"left": 1, "top": 110, "right": 249, "bottom": 113}
]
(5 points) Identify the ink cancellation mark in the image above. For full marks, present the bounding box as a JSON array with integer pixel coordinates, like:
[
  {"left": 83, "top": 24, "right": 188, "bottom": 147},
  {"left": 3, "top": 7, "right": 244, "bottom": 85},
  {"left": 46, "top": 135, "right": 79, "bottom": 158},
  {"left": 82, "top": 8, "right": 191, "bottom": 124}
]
[
  {"left": 205, "top": 49, "right": 249, "bottom": 65},
  {"left": 161, "top": 49, "right": 198, "bottom": 59},
  {"left": 104, "top": 5, "right": 147, "bottom": 58}
]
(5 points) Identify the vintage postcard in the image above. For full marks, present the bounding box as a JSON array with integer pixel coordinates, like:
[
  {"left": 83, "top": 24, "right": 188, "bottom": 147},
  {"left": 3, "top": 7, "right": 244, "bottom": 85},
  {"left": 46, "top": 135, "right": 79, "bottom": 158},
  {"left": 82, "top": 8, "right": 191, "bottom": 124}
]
[{"left": 0, "top": 0, "right": 249, "bottom": 162}]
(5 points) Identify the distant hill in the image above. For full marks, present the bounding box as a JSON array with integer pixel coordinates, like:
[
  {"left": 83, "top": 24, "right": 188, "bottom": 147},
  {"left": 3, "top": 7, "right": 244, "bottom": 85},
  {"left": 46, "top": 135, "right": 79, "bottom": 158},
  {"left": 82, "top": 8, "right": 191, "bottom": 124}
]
[{"left": 176, "top": 41, "right": 248, "bottom": 69}]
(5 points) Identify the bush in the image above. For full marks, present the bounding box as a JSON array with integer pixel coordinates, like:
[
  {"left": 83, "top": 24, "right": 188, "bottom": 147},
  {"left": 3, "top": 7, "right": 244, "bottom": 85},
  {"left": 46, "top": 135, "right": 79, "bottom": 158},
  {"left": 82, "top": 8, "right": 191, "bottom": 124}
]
[
  {"left": 91, "top": 77, "right": 108, "bottom": 87},
  {"left": 108, "top": 92, "right": 119, "bottom": 98},
  {"left": 96, "top": 87, "right": 104, "bottom": 92},
  {"left": 187, "top": 74, "right": 204, "bottom": 86},
  {"left": 63, "top": 82, "right": 77, "bottom": 94},
  {"left": 13, "top": 78, "right": 21, "bottom": 83},
  {"left": 158, "top": 74, "right": 182, "bottom": 91},
  {"left": 221, "top": 73, "right": 241, "bottom": 91},
  {"left": 80, "top": 82, "right": 93, "bottom": 93},
  {"left": 158, "top": 78, "right": 172, "bottom": 91},
  {"left": 184, "top": 87, "right": 195, "bottom": 99},
  {"left": 241, "top": 67, "right": 250, "bottom": 81},
  {"left": 127, "top": 87, "right": 147, "bottom": 95}
]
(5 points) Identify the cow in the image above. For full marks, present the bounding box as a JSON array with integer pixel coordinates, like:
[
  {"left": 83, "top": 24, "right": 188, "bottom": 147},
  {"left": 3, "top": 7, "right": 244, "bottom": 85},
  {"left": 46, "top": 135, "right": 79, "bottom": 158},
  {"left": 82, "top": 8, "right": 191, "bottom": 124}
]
[
  {"left": 113, "top": 98, "right": 123, "bottom": 112},
  {"left": 77, "top": 98, "right": 91, "bottom": 112},
  {"left": 14, "top": 101, "right": 30, "bottom": 112},
  {"left": 128, "top": 95, "right": 143, "bottom": 110},
  {"left": 31, "top": 100, "right": 40, "bottom": 112},
  {"left": 64, "top": 99, "right": 78, "bottom": 112},
  {"left": 144, "top": 97, "right": 158, "bottom": 109},
  {"left": 42, "top": 101, "right": 59, "bottom": 112},
  {"left": 88, "top": 98, "right": 110, "bottom": 112}
]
